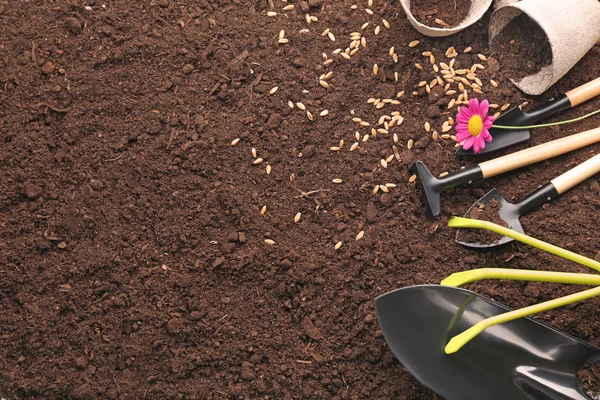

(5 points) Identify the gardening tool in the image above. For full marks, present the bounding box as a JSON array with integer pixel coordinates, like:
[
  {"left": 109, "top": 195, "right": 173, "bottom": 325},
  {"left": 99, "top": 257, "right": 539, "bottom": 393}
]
[
  {"left": 455, "top": 77, "right": 600, "bottom": 155},
  {"left": 399, "top": 0, "right": 492, "bottom": 37},
  {"left": 454, "top": 152, "right": 600, "bottom": 248},
  {"left": 450, "top": 217, "right": 600, "bottom": 273},
  {"left": 490, "top": 0, "right": 600, "bottom": 95},
  {"left": 376, "top": 284, "right": 600, "bottom": 400},
  {"left": 411, "top": 125, "right": 600, "bottom": 217},
  {"left": 442, "top": 268, "right": 600, "bottom": 287}
]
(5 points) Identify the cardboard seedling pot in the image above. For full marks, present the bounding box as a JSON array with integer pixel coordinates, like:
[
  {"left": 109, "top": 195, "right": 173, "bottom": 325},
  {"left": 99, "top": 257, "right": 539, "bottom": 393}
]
[
  {"left": 490, "top": 0, "right": 600, "bottom": 95},
  {"left": 399, "top": 0, "right": 493, "bottom": 37}
]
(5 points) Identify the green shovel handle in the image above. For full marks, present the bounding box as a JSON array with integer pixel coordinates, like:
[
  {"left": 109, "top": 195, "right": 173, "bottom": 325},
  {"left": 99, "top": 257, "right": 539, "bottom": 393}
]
[
  {"left": 445, "top": 285, "right": 600, "bottom": 354},
  {"left": 442, "top": 268, "right": 600, "bottom": 287},
  {"left": 448, "top": 217, "right": 600, "bottom": 273}
]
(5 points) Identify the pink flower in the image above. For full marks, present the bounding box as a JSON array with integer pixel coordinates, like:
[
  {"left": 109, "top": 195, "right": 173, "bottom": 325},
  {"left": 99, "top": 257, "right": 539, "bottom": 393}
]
[{"left": 455, "top": 98, "right": 495, "bottom": 153}]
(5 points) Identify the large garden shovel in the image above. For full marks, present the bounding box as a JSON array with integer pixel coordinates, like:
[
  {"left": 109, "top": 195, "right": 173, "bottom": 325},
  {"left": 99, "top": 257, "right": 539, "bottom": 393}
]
[{"left": 376, "top": 284, "right": 600, "bottom": 400}]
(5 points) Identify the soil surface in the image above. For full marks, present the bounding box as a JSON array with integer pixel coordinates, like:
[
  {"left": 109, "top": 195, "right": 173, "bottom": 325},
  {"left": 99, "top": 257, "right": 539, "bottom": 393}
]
[
  {"left": 1, "top": 1, "right": 599, "bottom": 399},
  {"left": 411, "top": 0, "right": 472, "bottom": 28},
  {"left": 491, "top": 13, "right": 553, "bottom": 81}
]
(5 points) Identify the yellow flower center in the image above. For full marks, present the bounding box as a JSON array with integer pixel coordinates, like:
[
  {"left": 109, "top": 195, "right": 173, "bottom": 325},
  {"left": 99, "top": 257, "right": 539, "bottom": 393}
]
[{"left": 467, "top": 115, "right": 483, "bottom": 136}]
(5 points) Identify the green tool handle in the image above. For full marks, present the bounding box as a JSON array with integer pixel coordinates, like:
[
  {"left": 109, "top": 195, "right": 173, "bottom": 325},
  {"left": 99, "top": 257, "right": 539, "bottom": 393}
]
[
  {"left": 442, "top": 268, "right": 600, "bottom": 287},
  {"left": 448, "top": 217, "right": 600, "bottom": 273},
  {"left": 445, "top": 285, "right": 600, "bottom": 354}
]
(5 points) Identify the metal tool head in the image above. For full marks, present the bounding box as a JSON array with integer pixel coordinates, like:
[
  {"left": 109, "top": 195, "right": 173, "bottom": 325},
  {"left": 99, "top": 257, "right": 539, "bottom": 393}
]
[
  {"left": 411, "top": 161, "right": 442, "bottom": 217},
  {"left": 455, "top": 188, "right": 523, "bottom": 249},
  {"left": 375, "top": 285, "right": 600, "bottom": 400},
  {"left": 455, "top": 107, "right": 530, "bottom": 156}
]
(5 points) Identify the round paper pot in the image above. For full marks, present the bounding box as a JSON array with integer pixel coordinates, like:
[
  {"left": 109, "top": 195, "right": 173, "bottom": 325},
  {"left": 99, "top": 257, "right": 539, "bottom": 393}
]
[
  {"left": 399, "top": 0, "right": 492, "bottom": 37},
  {"left": 490, "top": 0, "right": 600, "bottom": 95}
]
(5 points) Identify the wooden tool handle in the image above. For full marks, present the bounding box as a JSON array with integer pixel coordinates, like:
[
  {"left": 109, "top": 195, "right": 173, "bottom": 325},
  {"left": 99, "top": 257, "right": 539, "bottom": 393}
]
[
  {"left": 479, "top": 127, "right": 600, "bottom": 178},
  {"left": 551, "top": 152, "right": 600, "bottom": 194},
  {"left": 566, "top": 77, "right": 600, "bottom": 107}
]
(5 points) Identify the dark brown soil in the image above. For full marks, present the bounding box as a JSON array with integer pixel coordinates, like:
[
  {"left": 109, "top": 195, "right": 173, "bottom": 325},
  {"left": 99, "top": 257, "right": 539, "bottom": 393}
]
[
  {"left": 1, "top": 1, "right": 599, "bottom": 399},
  {"left": 411, "top": 0, "right": 472, "bottom": 28},
  {"left": 456, "top": 197, "right": 508, "bottom": 245},
  {"left": 578, "top": 363, "right": 600, "bottom": 399},
  {"left": 491, "top": 13, "right": 553, "bottom": 81}
]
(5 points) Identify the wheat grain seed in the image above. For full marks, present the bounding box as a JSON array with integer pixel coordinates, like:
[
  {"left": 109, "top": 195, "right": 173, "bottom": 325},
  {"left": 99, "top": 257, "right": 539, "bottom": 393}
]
[
  {"left": 409, "top": 174, "right": 417, "bottom": 183},
  {"left": 373, "top": 63, "right": 379, "bottom": 75},
  {"left": 380, "top": 159, "right": 388, "bottom": 168},
  {"left": 379, "top": 184, "right": 389, "bottom": 193},
  {"left": 332, "top": 178, "right": 343, "bottom": 184},
  {"left": 290, "top": 173, "right": 295, "bottom": 182},
  {"left": 441, "top": 134, "right": 451, "bottom": 139},
  {"left": 385, "top": 154, "right": 394, "bottom": 163},
  {"left": 473, "top": 88, "right": 483, "bottom": 95},
  {"left": 368, "top": 0, "right": 373, "bottom": 6},
  {"left": 305, "top": 13, "right": 311, "bottom": 23},
  {"left": 374, "top": 25, "right": 381, "bottom": 35},
  {"left": 373, "top": 185, "right": 380, "bottom": 194},
  {"left": 501, "top": 103, "right": 510, "bottom": 111},
  {"left": 424, "top": 121, "right": 431, "bottom": 132},
  {"left": 231, "top": 138, "right": 240, "bottom": 146},
  {"left": 296, "top": 102, "right": 306, "bottom": 110},
  {"left": 324, "top": 59, "right": 334, "bottom": 66},
  {"left": 310, "top": 15, "right": 318, "bottom": 22},
  {"left": 328, "top": 32, "right": 336, "bottom": 42},
  {"left": 299, "top": 28, "right": 309, "bottom": 34},
  {"left": 278, "top": 38, "right": 289, "bottom": 44},
  {"left": 351, "top": 4, "right": 358, "bottom": 9},
  {"left": 393, "top": 133, "right": 399, "bottom": 143},
  {"left": 267, "top": 11, "right": 277, "bottom": 17},
  {"left": 261, "top": 205, "right": 267, "bottom": 215},
  {"left": 350, "top": 48, "right": 359, "bottom": 56},
  {"left": 253, "top": 158, "right": 264, "bottom": 165},
  {"left": 429, "top": 55, "right": 436, "bottom": 64},
  {"left": 265, "top": 165, "right": 271, "bottom": 175},
  {"left": 448, "top": 99, "right": 456, "bottom": 109},
  {"left": 407, "top": 139, "right": 414, "bottom": 149},
  {"left": 264, "top": 239, "right": 275, "bottom": 245},
  {"left": 362, "top": 134, "right": 370, "bottom": 142},
  {"left": 409, "top": 40, "right": 420, "bottom": 48},
  {"left": 269, "top": 86, "right": 279, "bottom": 95},
  {"left": 361, "top": 22, "right": 369, "bottom": 29},
  {"left": 356, "top": 231, "right": 365, "bottom": 240},
  {"left": 320, "top": 110, "right": 329, "bottom": 116},
  {"left": 283, "top": 4, "right": 294, "bottom": 10},
  {"left": 417, "top": 81, "right": 427, "bottom": 87},
  {"left": 251, "top": 147, "right": 257, "bottom": 158},
  {"left": 279, "top": 30, "right": 286, "bottom": 39},
  {"left": 330, "top": 146, "right": 340, "bottom": 151},
  {"left": 294, "top": 212, "right": 301, "bottom": 223},
  {"left": 365, "top": 8, "right": 373, "bottom": 14},
  {"left": 414, "top": 63, "right": 423, "bottom": 70},
  {"left": 306, "top": 111, "right": 313, "bottom": 120},
  {"left": 389, "top": 46, "right": 395, "bottom": 56},
  {"left": 335, "top": 241, "right": 343, "bottom": 250},
  {"left": 493, "top": 111, "right": 501, "bottom": 119},
  {"left": 319, "top": 80, "right": 329, "bottom": 89},
  {"left": 322, "top": 28, "right": 330, "bottom": 36},
  {"left": 340, "top": 52, "right": 351, "bottom": 59},
  {"left": 383, "top": 19, "right": 390, "bottom": 29},
  {"left": 477, "top": 53, "right": 487, "bottom": 61}
]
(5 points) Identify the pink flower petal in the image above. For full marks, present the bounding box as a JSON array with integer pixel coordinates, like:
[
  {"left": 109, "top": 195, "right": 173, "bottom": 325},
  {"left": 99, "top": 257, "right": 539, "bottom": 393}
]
[
  {"left": 461, "top": 136, "right": 475, "bottom": 150},
  {"left": 468, "top": 98, "right": 481, "bottom": 115},
  {"left": 457, "top": 107, "right": 474, "bottom": 121},
  {"left": 473, "top": 138, "right": 482, "bottom": 153},
  {"left": 456, "top": 131, "right": 471, "bottom": 143},
  {"left": 482, "top": 119, "right": 493, "bottom": 130},
  {"left": 456, "top": 113, "right": 471, "bottom": 124},
  {"left": 480, "top": 129, "right": 493, "bottom": 142},
  {"left": 479, "top": 99, "right": 490, "bottom": 117}
]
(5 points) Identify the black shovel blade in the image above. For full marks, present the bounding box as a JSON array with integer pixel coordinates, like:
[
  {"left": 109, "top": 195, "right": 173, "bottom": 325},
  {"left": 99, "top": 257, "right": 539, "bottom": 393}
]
[
  {"left": 455, "top": 107, "right": 530, "bottom": 156},
  {"left": 455, "top": 188, "right": 522, "bottom": 249},
  {"left": 375, "top": 285, "right": 599, "bottom": 400}
]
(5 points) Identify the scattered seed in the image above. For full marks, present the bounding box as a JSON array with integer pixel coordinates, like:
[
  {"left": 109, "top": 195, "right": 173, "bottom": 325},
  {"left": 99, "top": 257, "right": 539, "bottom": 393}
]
[
  {"left": 463, "top": 46, "right": 472, "bottom": 53},
  {"left": 389, "top": 46, "right": 395, "bottom": 56},
  {"left": 320, "top": 110, "right": 329, "bottom": 116},
  {"left": 441, "top": 122, "right": 452, "bottom": 133},
  {"left": 432, "top": 131, "right": 439, "bottom": 141},
  {"left": 445, "top": 90, "right": 457, "bottom": 96},
  {"left": 296, "top": 102, "right": 306, "bottom": 110},
  {"left": 477, "top": 53, "right": 487, "bottom": 61},
  {"left": 359, "top": 121, "right": 370, "bottom": 127},
  {"left": 409, "top": 174, "right": 417, "bottom": 183},
  {"left": 319, "top": 80, "right": 329, "bottom": 89},
  {"left": 278, "top": 38, "right": 289, "bottom": 44},
  {"left": 332, "top": 178, "right": 343, "bottom": 184},
  {"left": 407, "top": 139, "right": 414, "bottom": 149},
  {"left": 294, "top": 212, "right": 301, "bottom": 223},
  {"left": 373, "top": 185, "right": 380, "bottom": 194},
  {"left": 394, "top": 71, "right": 399, "bottom": 81},
  {"left": 491, "top": 79, "right": 498, "bottom": 88},
  {"left": 328, "top": 32, "right": 336, "bottom": 42},
  {"left": 368, "top": 0, "right": 373, "bottom": 6},
  {"left": 283, "top": 4, "right": 294, "bottom": 10},
  {"left": 340, "top": 52, "right": 351, "bottom": 60},
  {"left": 334, "top": 241, "right": 343, "bottom": 250},
  {"left": 441, "top": 134, "right": 451, "bottom": 139},
  {"left": 306, "top": 111, "right": 313, "bottom": 120},
  {"left": 330, "top": 146, "right": 340, "bottom": 151},
  {"left": 448, "top": 99, "right": 456, "bottom": 109},
  {"left": 299, "top": 28, "right": 310, "bottom": 34},
  {"left": 361, "top": 22, "right": 369, "bottom": 30},
  {"left": 379, "top": 184, "right": 389, "bottom": 193},
  {"left": 305, "top": 13, "right": 311, "bottom": 23},
  {"left": 383, "top": 19, "right": 390, "bottom": 29},
  {"left": 435, "top": 18, "right": 447, "bottom": 26},
  {"left": 415, "top": 63, "right": 423, "bottom": 70},
  {"left": 351, "top": 4, "right": 358, "bottom": 9},
  {"left": 279, "top": 30, "right": 286, "bottom": 40},
  {"left": 252, "top": 147, "right": 257, "bottom": 158},
  {"left": 269, "top": 86, "right": 279, "bottom": 95},
  {"left": 339, "top": 139, "right": 344, "bottom": 147},
  {"left": 362, "top": 134, "right": 370, "bottom": 142},
  {"left": 231, "top": 138, "right": 240, "bottom": 146},
  {"left": 253, "top": 158, "right": 264, "bottom": 165},
  {"left": 350, "top": 142, "right": 359, "bottom": 152},
  {"left": 374, "top": 25, "right": 381, "bottom": 35},
  {"left": 501, "top": 103, "right": 511, "bottom": 111},
  {"left": 310, "top": 15, "right": 318, "bottom": 22},
  {"left": 324, "top": 59, "right": 334, "bottom": 66},
  {"left": 261, "top": 205, "right": 267, "bottom": 215},
  {"left": 373, "top": 63, "right": 379, "bottom": 76},
  {"left": 264, "top": 239, "right": 275, "bottom": 245},
  {"left": 445, "top": 46, "right": 456, "bottom": 57},
  {"left": 409, "top": 40, "right": 420, "bottom": 48},
  {"left": 429, "top": 55, "right": 436, "bottom": 64},
  {"left": 385, "top": 154, "right": 394, "bottom": 163},
  {"left": 520, "top": 101, "right": 529, "bottom": 109},
  {"left": 322, "top": 28, "right": 330, "bottom": 36},
  {"left": 365, "top": 8, "right": 373, "bottom": 14},
  {"left": 356, "top": 231, "right": 365, "bottom": 240},
  {"left": 288, "top": 100, "right": 294, "bottom": 108},
  {"left": 290, "top": 173, "right": 295, "bottom": 182},
  {"left": 493, "top": 111, "right": 501, "bottom": 119},
  {"left": 267, "top": 11, "right": 277, "bottom": 17},
  {"left": 393, "top": 133, "right": 399, "bottom": 143},
  {"left": 424, "top": 121, "right": 431, "bottom": 132},
  {"left": 266, "top": 164, "right": 272, "bottom": 175}
]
